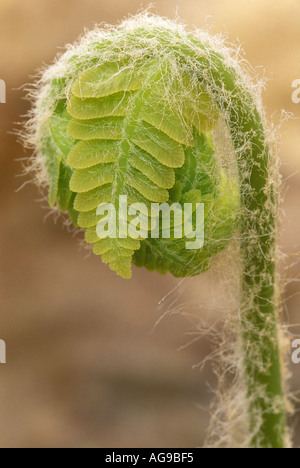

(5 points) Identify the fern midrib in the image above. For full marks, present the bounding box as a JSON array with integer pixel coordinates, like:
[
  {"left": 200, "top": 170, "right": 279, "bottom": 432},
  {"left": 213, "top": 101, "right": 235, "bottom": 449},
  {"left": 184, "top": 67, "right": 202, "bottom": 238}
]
[{"left": 111, "top": 73, "right": 159, "bottom": 216}]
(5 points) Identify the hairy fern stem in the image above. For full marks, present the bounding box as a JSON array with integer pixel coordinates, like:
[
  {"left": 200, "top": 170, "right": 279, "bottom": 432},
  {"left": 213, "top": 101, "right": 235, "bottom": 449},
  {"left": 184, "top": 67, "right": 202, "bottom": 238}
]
[{"left": 196, "top": 48, "right": 286, "bottom": 447}]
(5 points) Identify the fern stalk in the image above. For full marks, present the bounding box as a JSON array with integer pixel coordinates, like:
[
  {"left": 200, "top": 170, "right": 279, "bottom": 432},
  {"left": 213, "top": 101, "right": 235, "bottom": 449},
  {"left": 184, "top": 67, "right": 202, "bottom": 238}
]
[
  {"left": 25, "top": 14, "right": 288, "bottom": 448},
  {"left": 194, "top": 48, "right": 286, "bottom": 447}
]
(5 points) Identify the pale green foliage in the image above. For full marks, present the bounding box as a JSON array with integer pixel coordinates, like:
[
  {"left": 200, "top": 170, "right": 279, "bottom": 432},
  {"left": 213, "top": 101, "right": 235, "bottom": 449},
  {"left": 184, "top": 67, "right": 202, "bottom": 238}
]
[{"left": 26, "top": 18, "right": 239, "bottom": 279}]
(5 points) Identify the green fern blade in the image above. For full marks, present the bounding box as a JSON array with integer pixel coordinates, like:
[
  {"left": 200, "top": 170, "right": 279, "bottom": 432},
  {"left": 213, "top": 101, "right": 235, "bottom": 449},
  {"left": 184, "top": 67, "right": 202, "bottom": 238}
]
[
  {"left": 77, "top": 209, "right": 101, "bottom": 229},
  {"left": 176, "top": 131, "right": 217, "bottom": 196},
  {"left": 140, "top": 95, "right": 193, "bottom": 146},
  {"left": 88, "top": 230, "right": 141, "bottom": 250},
  {"left": 56, "top": 164, "right": 74, "bottom": 211},
  {"left": 74, "top": 185, "right": 112, "bottom": 212},
  {"left": 67, "top": 140, "right": 119, "bottom": 169},
  {"left": 118, "top": 237, "right": 141, "bottom": 250},
  {"left": 50, "top": 101, "right": 76, "bottom": 160},
  {"left": 90, "top": 237, "right": 112, "bottom": 254},
  {"left": 101, "top": 247, "right": 135, "bottom": 262},
  {"left": 125, "top": 167, "right": 169, "bottom": 203},
  {"left": 67, "top": 117, "right": 124, "bottom": 141},
  {"left": 70, "top": 164, "right": 115, "bottom": 193},
  {"left": 43, "top": 100, "right": 78, "bottom": 220},
  {"left": 41, "top": 136, "right": 60, "bottom": 206},
  {"left": 132, "top": 121, "right": 185, "bottom": 168},
  {"left": 67, "top": 92, "right": 132, "bottom": 120},
  {"left": 72, "top": 62, "right": 143, "bottom": 98},
  {"left": 109, "top": 257, "right": 132, "bottom": 279},
  {"left": 128, "top": 146, "right": 175, "bottom": 189},
  {"left": 93, "top": 237, "right": 141, "bottom": 279}
]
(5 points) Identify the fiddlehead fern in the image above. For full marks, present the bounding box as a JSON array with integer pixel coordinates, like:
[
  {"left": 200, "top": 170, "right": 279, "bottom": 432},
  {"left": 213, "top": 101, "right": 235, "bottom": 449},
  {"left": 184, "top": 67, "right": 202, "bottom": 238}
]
[
  {"left": 33, "top": 50, "right": 238, "bottom": 279},
  {"left": 26, "top": 14, "right": 288, "bottom": 448}
]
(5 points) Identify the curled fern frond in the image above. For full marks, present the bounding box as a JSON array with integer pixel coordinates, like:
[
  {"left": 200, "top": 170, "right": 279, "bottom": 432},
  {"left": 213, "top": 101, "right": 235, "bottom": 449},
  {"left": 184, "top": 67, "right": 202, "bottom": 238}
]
[
  {"left": 27, "top": 20, "right": 239, "bottom": 279},
  {"left": 26, "top": 13, "right": 288, "bottom": 448}
]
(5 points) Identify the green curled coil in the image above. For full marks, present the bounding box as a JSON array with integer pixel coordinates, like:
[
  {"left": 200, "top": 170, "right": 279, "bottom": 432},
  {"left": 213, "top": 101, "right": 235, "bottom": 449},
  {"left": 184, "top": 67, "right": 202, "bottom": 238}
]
[
  {"left": 37, "top": 26, "right": 239, "bottom": 279},
  {"left": 29, "top": 15, "right": 288, "bottom": 448}
]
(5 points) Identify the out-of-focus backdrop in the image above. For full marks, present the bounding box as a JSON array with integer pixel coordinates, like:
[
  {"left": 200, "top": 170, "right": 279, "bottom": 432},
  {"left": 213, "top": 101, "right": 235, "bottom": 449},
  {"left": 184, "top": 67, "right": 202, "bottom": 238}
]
[{"left": 0, "top": 0, "right": 299, "bottom": 448}]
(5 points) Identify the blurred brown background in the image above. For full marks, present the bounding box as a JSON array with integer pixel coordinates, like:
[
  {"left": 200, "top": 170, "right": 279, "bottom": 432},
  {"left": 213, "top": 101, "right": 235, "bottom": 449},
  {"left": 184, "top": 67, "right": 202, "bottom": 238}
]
[{"left": 0, "top": 0, "right": 299, "bottom": 448}]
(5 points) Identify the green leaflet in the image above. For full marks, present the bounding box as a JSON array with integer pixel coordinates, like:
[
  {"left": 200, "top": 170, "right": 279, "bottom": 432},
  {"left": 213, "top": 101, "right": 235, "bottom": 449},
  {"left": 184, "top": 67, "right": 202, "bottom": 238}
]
[
  {"left": 133, "top": 170, "right": 238, "bottom": 278},
  {"left": 70, "top": 163, "right": 115, "bottom": 193},
  {"left": 50, "top": 100, "right": 75, "bottom": 160},
  {"left": 67, "top": 92, "right": 132, "bottom": 119},
  {"left": 128, "top": 145, "right": 175, "bottom": 189},
  {"left": 71, "top": 62, "right": 144, "bottom": 98},
  {"left": 42, "top": 99, "right": 79, "bottom": 224},
  {"left": 40, "top": 52, "right": 239, "bottom": 278},
  {"left": 68, "top": 140, "right": 119, "bottom": 169},
  {"left": 139, "top": 92, "right": 194, "bottom": 146},
  {"left": 67, "top": 117, "right": 124, "bottom": 141},
  {"left": 132, "top": 121, "right": 185, "bottom": 168}
]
